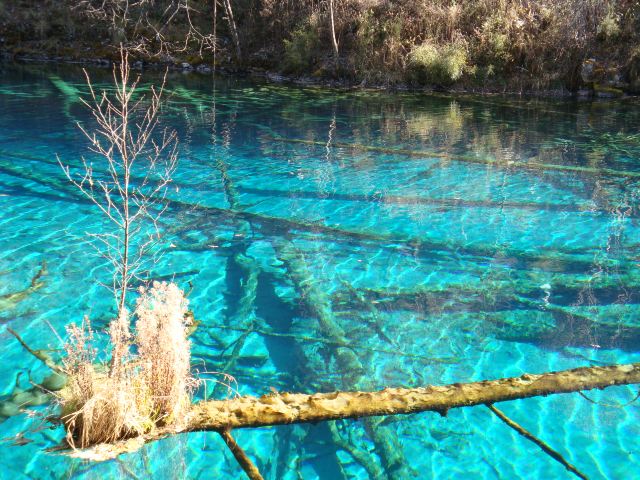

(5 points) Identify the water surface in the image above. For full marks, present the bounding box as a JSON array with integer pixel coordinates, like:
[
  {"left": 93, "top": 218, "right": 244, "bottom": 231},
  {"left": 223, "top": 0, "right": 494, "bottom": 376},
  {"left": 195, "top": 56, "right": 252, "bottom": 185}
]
[{"left": 1, "top": 62, "right": 640, "bottom": 479}]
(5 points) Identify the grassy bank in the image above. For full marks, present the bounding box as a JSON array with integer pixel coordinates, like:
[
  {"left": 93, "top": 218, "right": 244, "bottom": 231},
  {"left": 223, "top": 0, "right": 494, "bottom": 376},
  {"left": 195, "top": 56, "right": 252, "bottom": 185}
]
[{"left": 1, "top": 0, "right": 639, "bottom": 94}]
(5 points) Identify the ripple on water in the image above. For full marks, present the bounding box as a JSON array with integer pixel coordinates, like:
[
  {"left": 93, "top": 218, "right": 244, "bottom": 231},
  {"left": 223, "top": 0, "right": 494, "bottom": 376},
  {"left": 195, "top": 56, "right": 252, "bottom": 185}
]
[{"left": 0, "top": 64, "right": 639, "bottom": 479}]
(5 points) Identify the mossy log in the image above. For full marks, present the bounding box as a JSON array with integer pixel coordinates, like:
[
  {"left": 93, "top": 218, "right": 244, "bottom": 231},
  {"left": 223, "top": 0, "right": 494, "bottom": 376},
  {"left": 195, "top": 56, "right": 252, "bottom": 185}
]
[
  {"left": 211, "top": 152, "right": 383, "bottom": 476},
  {"left": 331, "top": 281, "right": 640, "bottom": 350},
  {"left": 213, "top": 254, "right": 261, "bottom": 397},
  {"left": 212, "top": 155, "right": 261, "bottom": 398},
  {"left": 272, "top": 239, "right": 357, "bottom": 368},
  {"left": 239, "top": 185, "right": 639, "bottom": 218},
  {"left": 339, "top": 280, "right": 396, "bottom": 346},
  {"left": 192, "top": 203, "right": 626, "bottom": 275},
  {"left": 2, "top": 147, "right": 628, "bottom": 269},
  {"left": 0, "top": 260, "right": 47, "bottom": 311},
  {"left": 70, "top": 362, "right": 640, "bottom": 462},
  {"left": 271, "top": 238, "right": 415, "bottom": 478},
  {"left": 328, "top": 421, "right": 385, "bottom": 480},
  {"left": 266, "top": 135, "right": 640, "bottom": 179},
  {"left": 0, "top": 152, "right": 630, "bottom": 275},
  {"left": 7, "top": 146, "right": 638, "bottom": 220},
  {"left": 347, "top": 273, "right": 640, "bottom": 308}
]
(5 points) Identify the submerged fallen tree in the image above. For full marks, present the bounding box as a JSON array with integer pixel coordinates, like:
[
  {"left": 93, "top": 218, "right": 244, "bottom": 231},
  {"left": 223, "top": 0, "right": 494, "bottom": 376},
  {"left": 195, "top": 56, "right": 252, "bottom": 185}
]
[
  {"left": 9, "top": 318, "right": 639, "bottom": 478},
  {"left": 15, "top": 47, "right": 636, "bottom": 480},
  {"left": 265, "top": 135, "right": 640, "bottom": 180}
]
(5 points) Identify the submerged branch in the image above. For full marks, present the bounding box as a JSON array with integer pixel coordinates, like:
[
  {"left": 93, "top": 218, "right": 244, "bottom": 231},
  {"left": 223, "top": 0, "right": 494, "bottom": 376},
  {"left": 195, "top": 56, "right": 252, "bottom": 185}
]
[
  {"left": 219, "top": 430, "right": 264, "bottom": 480},
  {"left": 69, "top": 362, "right": 640, "bottom": 461},
  {"left": 266, "top": 136, "right": 640, "bottom": 179},
  {"left": 7, "top": 327, "right": 64, "bottom": 375},
  {"left": 271, "top": 238, "right": 410, "bottom": 477},
  {"left": 328, "top": 421, "right": 385, "bottom": 479},
  {"left": 0, "top": 260, "right": 48, "bottom": 306},
  {"left": 486, "top": 404, "right": 588, "bottom": 480}
]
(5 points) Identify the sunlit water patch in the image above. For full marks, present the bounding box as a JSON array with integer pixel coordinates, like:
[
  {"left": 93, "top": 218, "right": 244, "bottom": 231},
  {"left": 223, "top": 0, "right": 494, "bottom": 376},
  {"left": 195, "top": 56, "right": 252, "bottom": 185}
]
[{"left": 1, "top": 62, "right": 640, "bottom": 479}]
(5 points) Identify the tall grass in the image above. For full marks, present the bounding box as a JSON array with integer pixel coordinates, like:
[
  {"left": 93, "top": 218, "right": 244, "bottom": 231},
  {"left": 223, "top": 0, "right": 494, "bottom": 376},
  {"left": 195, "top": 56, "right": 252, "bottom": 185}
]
[{"left": 60, "top": 282, "right": 194, "bottom": 448}]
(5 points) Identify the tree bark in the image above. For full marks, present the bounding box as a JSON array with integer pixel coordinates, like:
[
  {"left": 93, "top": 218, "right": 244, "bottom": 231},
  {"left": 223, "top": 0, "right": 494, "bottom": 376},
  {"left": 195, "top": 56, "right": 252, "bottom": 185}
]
[
  {"left": 69, "top": 362, "right": 640, "bottom": 461},
  {"left": 222, "top": 0, "right": 241, "bottom": 61},
  {"left": 329, "top": 0, "right": 339, "bottom": 68}
]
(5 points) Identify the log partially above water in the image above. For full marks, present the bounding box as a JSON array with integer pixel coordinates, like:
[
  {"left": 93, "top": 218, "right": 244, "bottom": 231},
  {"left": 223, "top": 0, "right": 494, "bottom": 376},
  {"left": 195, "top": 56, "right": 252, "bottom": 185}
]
[{"left": 69, "top": 361, "right": 640, "bottom": 461}]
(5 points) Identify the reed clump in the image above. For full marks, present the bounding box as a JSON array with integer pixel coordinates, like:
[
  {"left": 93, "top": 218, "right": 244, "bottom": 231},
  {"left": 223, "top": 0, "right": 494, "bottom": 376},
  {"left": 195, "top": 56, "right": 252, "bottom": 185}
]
[{"left": 60, "top": 282, "right": 194, "bottom": 448}]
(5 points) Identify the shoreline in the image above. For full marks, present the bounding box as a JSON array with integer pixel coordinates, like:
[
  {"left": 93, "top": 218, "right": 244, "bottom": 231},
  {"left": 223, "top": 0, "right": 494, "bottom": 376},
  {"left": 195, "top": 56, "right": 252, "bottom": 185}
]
[{"left": 2, "top": 50, "right": 637, "bottom": 100}]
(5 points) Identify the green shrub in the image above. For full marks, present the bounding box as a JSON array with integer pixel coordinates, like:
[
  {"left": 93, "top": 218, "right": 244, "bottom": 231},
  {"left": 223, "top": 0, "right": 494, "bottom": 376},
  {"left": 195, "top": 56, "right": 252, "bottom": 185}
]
[
  {"left": 479, "top": 14, "right": 513, "bottom": 69},
  {"left": 408, "top": 41, "right": 467, "bottom": 86},
  {"left": 597, "top": 8, "right": 620, "bottom": 42},
  {"left": 353, "top": 11, "right": 405, "bottom": 83},
  {"left": 282, "top": 25, "right": 320, "bottom": 74}
]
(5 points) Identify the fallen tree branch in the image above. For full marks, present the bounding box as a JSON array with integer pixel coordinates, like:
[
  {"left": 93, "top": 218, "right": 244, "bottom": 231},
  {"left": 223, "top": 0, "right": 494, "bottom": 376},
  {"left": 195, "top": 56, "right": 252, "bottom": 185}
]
[
  {"left": 486, "top": 404, "right": 588, "bottom": 480},
  {"left": 208, "top": 323, "right": 458, "bottom": 364},
  {"left": 272, "top": 238, "right": 412, "bottom": 477},
  {"left": 189, "top": 362, "right": 640, "bottom": 428},
  {"left": 0, "top": 153, "right": 614, "bottom": 271},
  {"left": 0, "top": 260, "right": 48, "bottom": 306},
  {"left": 68, "top": 362, "right": 640, "bottom": 461},
  {"left": 7, "top": 327, "right": 64, "bottom": 375},
  {"left": 219, "top": 429, "right": 264, "bottom": 480},
  {"left": 328, "top": 421, "right": 385, "bottom": 479},
  {"left": 578, "top": 389, "right": 640, "bottom": 408}
]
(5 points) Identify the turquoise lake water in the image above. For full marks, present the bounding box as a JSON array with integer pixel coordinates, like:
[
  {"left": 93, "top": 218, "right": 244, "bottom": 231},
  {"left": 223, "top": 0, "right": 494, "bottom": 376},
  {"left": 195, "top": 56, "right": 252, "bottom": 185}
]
[{"left": 1, "top": 62, "right": 640, "bottom": 479}]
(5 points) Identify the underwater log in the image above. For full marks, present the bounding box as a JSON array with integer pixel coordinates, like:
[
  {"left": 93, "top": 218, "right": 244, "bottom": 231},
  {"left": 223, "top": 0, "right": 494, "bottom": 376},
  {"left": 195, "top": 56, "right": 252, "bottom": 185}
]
[
  {"left": 266, "top": 136, "right": 640, "bottom": 179},
  {"left": 271, "top": 238, "right": 413, "bottom": 477}
]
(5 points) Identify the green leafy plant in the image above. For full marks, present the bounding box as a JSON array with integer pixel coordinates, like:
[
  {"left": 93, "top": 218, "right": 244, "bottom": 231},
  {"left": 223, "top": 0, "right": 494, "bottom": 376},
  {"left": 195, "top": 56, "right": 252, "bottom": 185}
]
[
  {"left": 408, "top": 41, "right": 467, "bottom": 86},
  {"left": 282, "top": 24, "right": 320, "bottom": 73},
  {"left": 597, "top": 7, "right": 621, "bottom": 42}
]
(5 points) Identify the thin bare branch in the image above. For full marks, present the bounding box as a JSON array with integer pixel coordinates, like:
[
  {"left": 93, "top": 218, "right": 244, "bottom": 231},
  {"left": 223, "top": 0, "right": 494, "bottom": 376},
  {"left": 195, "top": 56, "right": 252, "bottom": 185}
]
[
  {"left": 59, "top": 46, "right": 179, "bottom": 376},
  {"left": 487, "top": 404, "right": 589, "bottom": 480}
]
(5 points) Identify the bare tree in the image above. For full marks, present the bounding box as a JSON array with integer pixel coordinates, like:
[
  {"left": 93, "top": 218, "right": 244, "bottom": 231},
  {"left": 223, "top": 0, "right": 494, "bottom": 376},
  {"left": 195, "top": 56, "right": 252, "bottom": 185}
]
[
  {"left": 58, "top": 48, "right": 178, "bottom": 365},
  {"left": 221, "top": 0, "right": 241, "bottom": 60},
  {"left": 73, "top": 0, "right": 216, "bottom": 58},
  {"left": 329, "top": 0, "right": 339, "bottom": 66}
]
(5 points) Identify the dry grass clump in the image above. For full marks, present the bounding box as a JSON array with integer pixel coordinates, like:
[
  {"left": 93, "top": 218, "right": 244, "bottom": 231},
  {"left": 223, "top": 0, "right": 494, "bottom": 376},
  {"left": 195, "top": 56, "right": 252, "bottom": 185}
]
[
  {"left": 135, "top": 281, "right": 194, "bottom": 424},
  {"left": 60, "top": 282, "right": 194, "bottom": 448},
  {"left": 61, "top": 372, "right": 151, "bottom": 448}
]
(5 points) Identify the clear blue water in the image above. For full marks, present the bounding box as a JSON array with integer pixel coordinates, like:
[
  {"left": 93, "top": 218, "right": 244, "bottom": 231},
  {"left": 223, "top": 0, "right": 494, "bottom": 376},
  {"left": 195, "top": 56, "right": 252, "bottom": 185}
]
[{"left": 1, "top": 62, "right": 640, "bottom": 479}]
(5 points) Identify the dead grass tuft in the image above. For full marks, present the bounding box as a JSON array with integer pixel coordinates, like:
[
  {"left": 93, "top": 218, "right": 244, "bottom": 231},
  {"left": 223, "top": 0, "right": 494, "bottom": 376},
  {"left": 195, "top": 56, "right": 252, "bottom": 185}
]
[{"left": 60, "top": 282, "right": 194, "bottom": 448}]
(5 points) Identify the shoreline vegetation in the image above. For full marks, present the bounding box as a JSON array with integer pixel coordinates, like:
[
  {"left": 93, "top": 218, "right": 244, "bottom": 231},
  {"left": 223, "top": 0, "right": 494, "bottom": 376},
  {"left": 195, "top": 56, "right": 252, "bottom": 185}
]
[{"left": 1, "top": 1, "right": 639, "bottom": 96}]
